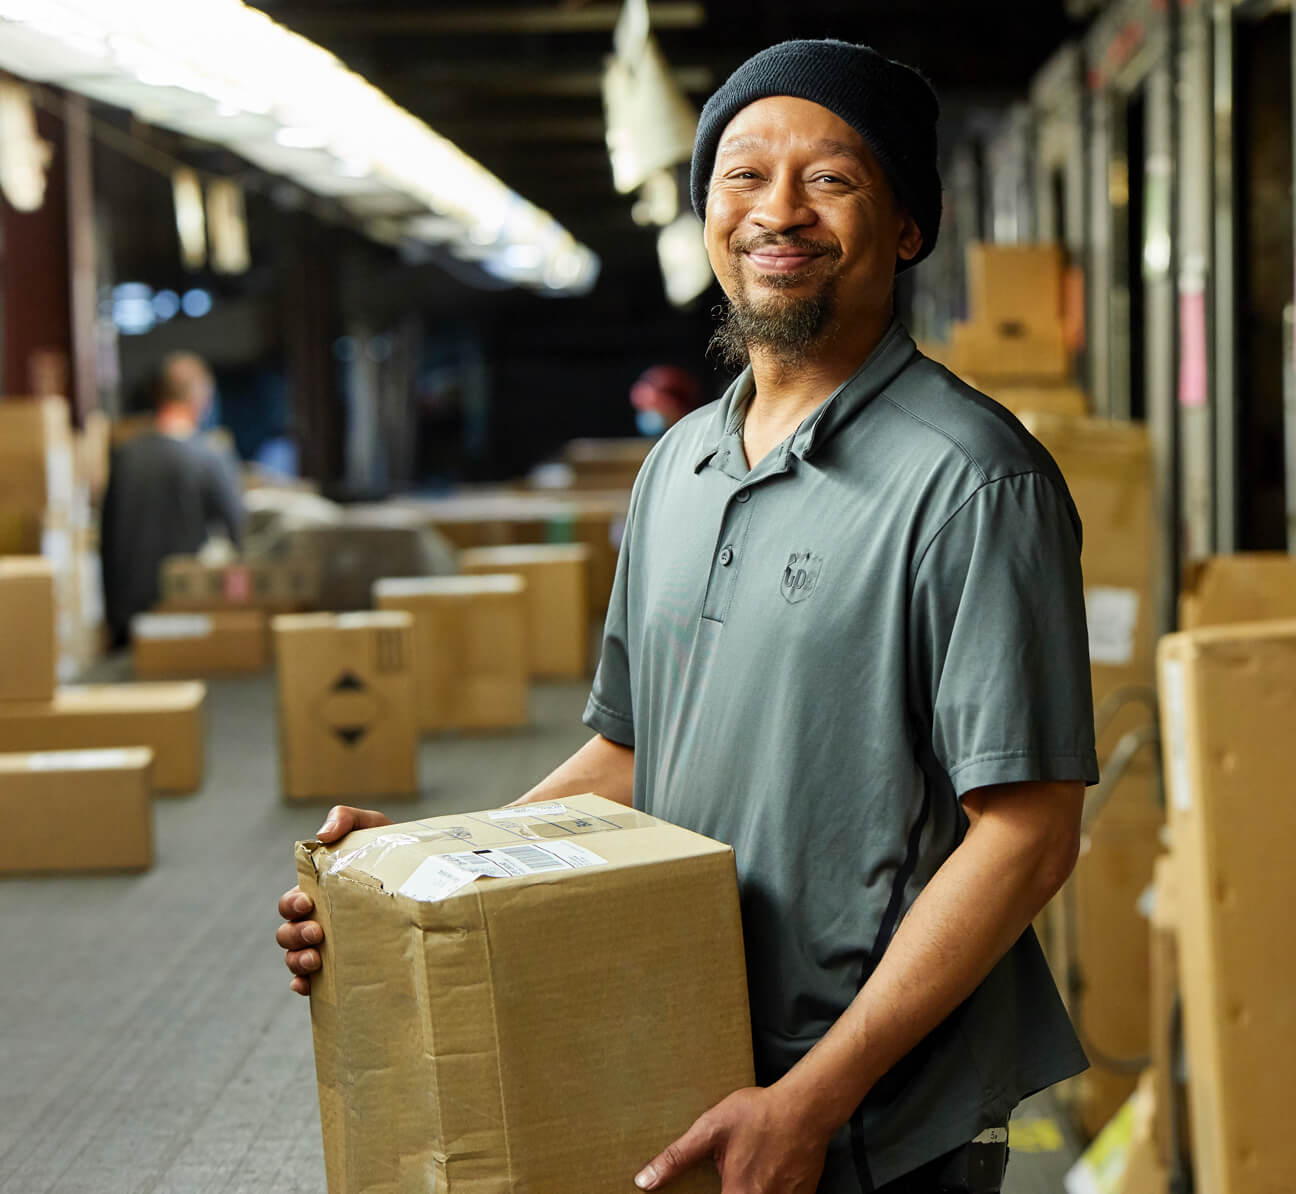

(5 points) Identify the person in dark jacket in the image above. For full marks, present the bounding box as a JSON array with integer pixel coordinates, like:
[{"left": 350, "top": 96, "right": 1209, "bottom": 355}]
[{"left": 101, "top": 352, "right": 244, "bottom": 646}]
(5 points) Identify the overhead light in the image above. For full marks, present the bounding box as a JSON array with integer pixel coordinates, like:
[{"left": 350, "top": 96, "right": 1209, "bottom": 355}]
[
  {"left": 275, "top": 125, "right": 330, "bottom": 150},
  {"left": 0, "top": 0, "right": 599, "bottom": 294}
]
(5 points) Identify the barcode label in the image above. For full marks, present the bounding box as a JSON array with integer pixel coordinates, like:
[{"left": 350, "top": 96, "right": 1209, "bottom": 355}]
[
  {"left": 488, "top": 802, "right": 568, "bottom": 820},
  {"left": 494, "top": 844, "right": 568, "bottom": 873},
  {"left": 397, "top": 842, "right": 607, "bottom": 903}
]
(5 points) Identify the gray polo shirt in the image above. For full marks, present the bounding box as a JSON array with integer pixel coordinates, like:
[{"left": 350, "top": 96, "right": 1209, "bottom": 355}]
[{"left": 583, "top": 322, "right": 1097, "bottom": 1190}]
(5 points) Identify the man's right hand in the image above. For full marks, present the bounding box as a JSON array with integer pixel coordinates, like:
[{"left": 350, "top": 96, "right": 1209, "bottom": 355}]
[{"left": 277, "top": 805, "right": 394, "bottom": 996}]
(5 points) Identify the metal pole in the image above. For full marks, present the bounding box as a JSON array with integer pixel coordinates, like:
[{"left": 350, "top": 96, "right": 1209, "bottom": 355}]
[{"left": 1212, "top": 1, "right": 1239, "bottom": 551}]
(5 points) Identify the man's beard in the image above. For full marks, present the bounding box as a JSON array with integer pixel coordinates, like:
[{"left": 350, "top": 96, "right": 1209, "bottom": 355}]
[{"left": 708, "top": 237, "right": 841, "bottom": 373}]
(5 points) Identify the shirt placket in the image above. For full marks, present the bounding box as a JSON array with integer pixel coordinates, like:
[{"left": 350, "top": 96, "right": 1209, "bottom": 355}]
[{"left": 699, "top": 438, "right": 788, "bottom": 624}]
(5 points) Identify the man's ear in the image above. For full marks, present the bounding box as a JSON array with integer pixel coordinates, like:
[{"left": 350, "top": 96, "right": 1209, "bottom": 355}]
[{"left": 897, "top": 213, "right": 923, "bottom": 263}]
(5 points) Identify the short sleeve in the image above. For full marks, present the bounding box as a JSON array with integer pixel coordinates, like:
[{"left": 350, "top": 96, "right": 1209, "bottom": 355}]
[
  {"left": 909, "top": 471, "right": 1099, "bottom": 797},
  {"left": 582, "top": 492, "right": 636, "bottom": 747}
]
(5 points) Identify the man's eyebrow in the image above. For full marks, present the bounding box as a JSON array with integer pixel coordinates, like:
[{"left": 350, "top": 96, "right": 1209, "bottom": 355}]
[{"left": 715, "top": 136, "right": 868, "bottom": 164}]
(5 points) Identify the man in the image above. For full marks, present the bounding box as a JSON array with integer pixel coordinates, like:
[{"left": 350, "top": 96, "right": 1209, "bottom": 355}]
[
  {"left": 278, "top": 40, "right": 1097, "bottom": 1194},
  {"left": 101, "top": 351, "right": 244, "bottom": 645}
]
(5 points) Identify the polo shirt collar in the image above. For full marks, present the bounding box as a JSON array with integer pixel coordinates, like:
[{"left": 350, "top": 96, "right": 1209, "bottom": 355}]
[{"left": 691, "top": 319, "right": 918, "bottom": 475}]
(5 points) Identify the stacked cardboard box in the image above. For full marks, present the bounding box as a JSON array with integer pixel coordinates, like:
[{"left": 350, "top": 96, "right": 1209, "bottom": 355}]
[
  {"left": 1020, "top": 414, "right": 1161, "bottom": 1138},
  {"left": 0, "top": 558, "right": 56, "bottom": 701},
  {"left": 0, "top": 553, "right": 205, "bottom": 796},
  {"left": 160, "top": 556, "right": 320, "bottom": 614},
  {"left": 0, "top": 397, "right": 102, "bottom": 676},
  {"left": 1178, "top": 552, "right": 1296, "bottom": 629},
  {"left": 273, "top": 612, "right": 418, "bottom": 802},
  {"left": 295, "top": 794, "right": 754, "bottom": 1194},
  {"left": 1158, "top": 621, "right": 1296, "bottom": 1194},
  {"left": 951, "top": 244, "right": 1069, "bottom": 384},
  {"left": 0, "top": 684, "right": 205, "bottom": 795},
  {"left": 460, "top": 544, "right": 591, "bottom": 679},
  {"left": 132, "top": 610, "right": 269, "bottom": 677},
  {"left": 0, "top": 748, "right": 154, "bottom": 873},
  {"left": 374, "top": 575, "right": 529, "bottom": 731}
]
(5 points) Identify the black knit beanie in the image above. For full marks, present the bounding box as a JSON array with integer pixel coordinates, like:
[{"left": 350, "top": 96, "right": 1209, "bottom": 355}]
[{"left": 690, "top": 39, "right": 942, "bottom": 271}]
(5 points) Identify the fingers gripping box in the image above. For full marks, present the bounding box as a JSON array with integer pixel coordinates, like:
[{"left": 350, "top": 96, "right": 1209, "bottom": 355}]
[{"left": 294, "top": 794, "right": 754, "bottom": 1194}]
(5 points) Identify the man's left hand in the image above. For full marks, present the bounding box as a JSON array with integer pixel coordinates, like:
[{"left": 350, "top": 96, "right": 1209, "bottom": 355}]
[{"left": 634, "top": 1085, "right": 832, "bottom": 1193}]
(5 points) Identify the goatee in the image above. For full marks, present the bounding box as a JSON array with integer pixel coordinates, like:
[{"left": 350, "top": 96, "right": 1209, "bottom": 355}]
[{"left": 707, "top": 240, "right": 840, "bottom": 373}]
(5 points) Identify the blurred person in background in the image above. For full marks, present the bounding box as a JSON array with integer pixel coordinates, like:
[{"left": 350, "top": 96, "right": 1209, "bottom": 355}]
[
  {"left": 630, "top": 364, "right": 706, "bottom": 436},
  {"left": 277, "top": 39, "right": 1095, "bottom": 1194},
  {"left": 101, "top": 351, "right": 244, "bottom": 646}
]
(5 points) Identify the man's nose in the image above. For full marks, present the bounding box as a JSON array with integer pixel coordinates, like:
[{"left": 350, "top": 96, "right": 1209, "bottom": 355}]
[{"left": 748, "top": 172, "right": 816, "bottom": 233}]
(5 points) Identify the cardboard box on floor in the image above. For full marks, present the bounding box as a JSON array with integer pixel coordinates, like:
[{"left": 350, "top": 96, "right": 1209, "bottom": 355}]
[
  {"left": 1158, "top": 620, "right": 1296, "bottom": 1194},
  {"left": 273, "top": 612, "right": 418, "bottom": 803},
  {"left": 295, "top": 794, "right": 754, "bottom": 1194},
  {"left": 160, "top": 556, "right": 320, "bottom": 613},
  {"left": 1178, "top": 552, "right": 1296, "bottom": 629},
  {"left": 0, "top": 747, "right": 154, "bottom": 873},
  {"left": 0, "top": 682, "right": 205, "bottom": 794},
  {"left": 0, "top": 396, "right": 75, "bottom": 515},
  {"left": 131, "top": 610, "right": 269, "bottom": 677},
  {"left": 374, "top": 576, "right": 528, "bottom": 732},
  {"left": 1020, "top": 414, "right": 1161, "bottom": 1138},
  {"left": 460, "top": 544, "right": 590, "bottom": 678},
  {"left": 562, "top": 436, "right": 652, "bottom": 490},
  {"left": 0, "top": 557, "right": 56, "bottom": 701}
]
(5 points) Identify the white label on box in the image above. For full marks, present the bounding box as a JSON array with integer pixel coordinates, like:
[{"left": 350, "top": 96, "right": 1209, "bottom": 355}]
[
  {"left": 487, "top": 802, "right": 569, "bottom": 820},
  {"left": 133, "top": 614, "right": 214, "bottom": 640},
  {"left": 397, "top": 842, "right": 607, "bottom": 903},
  {"left": 27, "top": 749, "right": 135, "bottom": 772},
  {"left": 1161, "top": 657, "right": 1193, "bottom": 812},
  {"left": 1085, "top": 586, "right": 1139, "bottom": 666}
]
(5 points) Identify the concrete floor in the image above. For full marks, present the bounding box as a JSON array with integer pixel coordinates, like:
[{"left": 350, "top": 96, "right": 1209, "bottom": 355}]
[{"left": 0, "top": 667, "right": 1081, "bottom": 1193}]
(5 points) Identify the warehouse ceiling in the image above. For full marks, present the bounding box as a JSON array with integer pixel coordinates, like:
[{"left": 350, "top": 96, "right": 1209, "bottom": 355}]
[{"left": 248, "top": 0, "right": 1079, "bottom": 280}]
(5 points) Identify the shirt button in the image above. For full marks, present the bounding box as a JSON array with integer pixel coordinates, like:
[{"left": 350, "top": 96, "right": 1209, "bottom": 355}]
[
  {"left": 719, "top": 546, "right": 735, "bottom": 566},
  {"left": 735, "top": 489, "right": 751, "bottom": 503}
]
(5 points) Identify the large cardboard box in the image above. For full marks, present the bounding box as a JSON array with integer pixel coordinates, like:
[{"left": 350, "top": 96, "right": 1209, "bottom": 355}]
[
  {"left": 1148, "top": 854, "right": 1183, "bottom": 1174},
  {"left": 950, "top": 320, "right": 1068, "bottom": 382},
  {"left": 0, "top": 747, "right": 154, "bottom": 873},
  {"left": 295, "top": 793, "right": 754, "bottom": 1194},
  {"left": 460, "top": 544, "right": 590, "bottom": 678},
  {"left": 273, "top": 612, "right": 418, "bottom": 803},
  {"left": 1157, "top": 621, "right": 1296, "bottom": 1194},
  {"left": 967, "top": 242, "right": 1064, "bottom": 329},
  {"left": 131, "top": 610, "right": 269, "bottom": 677},
  {"left": 0, "top": 556, "right": 56, "bottom": 701},
  {"left": 1021, "top": 415, "right": 1159, "bottom": 1137},
  {"left": 374, "top": 576, "right": 528, "bottom": 731},
  {"left": 0, "top": 682, "right": 205, "bottom": 794},
  {"left": 1178, "top": 552, "right": 1296, "bottom": 630},
  {"left": 160, "top": 556, "right": 320, "bottom": 613},
  {"left": 0, "top": 396, "right": 74, "bottom": 515}
]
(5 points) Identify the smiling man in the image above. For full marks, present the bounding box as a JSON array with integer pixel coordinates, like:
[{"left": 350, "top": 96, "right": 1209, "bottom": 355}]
[{"left": 278, "top": 39, "right": 1097, "bottom": 1194}]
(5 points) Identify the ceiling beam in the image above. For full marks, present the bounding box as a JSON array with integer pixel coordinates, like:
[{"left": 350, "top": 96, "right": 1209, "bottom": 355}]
[
  {"left": 271, "top": 3, "right": 705, "bottom": 36},
  {"left": 381, "top": 64, "right": 712, "bottom": 97},
  {"left": 437, "top": 117, "right": 609, "bottom": 141}
]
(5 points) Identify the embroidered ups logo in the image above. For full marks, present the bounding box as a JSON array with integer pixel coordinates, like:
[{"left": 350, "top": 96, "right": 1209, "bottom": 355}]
[{"left": 780, "top": 551, "right": 822, "bottom": 604}]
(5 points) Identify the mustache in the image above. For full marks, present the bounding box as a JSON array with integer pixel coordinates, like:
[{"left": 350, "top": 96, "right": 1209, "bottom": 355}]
[{"left": 732, "top": 233, "right": 842, "bottom": 261}]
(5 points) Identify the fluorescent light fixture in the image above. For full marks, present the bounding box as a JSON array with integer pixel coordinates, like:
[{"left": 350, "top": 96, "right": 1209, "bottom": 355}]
[
  {"left": 0, "top": 0, "right": 599, "bottom": 293},
  {"left": 275, "top": 125, "right": 330, "bottom": 150}
]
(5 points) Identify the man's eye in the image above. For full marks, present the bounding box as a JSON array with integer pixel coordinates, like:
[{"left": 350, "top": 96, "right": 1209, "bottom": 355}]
[{"left": 815, "top": 174, "right": 844, "bottom": 185}]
